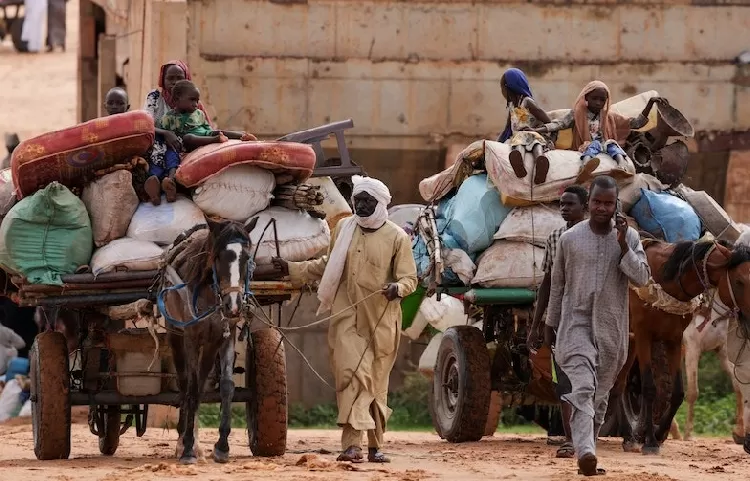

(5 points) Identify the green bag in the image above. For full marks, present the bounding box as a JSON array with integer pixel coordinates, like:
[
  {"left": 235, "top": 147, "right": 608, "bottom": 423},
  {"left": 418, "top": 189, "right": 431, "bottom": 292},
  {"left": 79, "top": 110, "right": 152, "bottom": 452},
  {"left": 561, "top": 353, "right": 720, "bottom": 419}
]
[{"left": 0, "top": 182, "right": 93, "bottom": 285}]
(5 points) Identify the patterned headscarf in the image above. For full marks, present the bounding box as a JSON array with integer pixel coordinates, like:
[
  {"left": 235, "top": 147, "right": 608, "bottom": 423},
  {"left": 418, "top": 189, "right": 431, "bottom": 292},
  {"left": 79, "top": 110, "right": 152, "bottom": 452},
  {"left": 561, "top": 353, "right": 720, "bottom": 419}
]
[{"left": 158, "top": 60, "right": 213, "bottom": 127}]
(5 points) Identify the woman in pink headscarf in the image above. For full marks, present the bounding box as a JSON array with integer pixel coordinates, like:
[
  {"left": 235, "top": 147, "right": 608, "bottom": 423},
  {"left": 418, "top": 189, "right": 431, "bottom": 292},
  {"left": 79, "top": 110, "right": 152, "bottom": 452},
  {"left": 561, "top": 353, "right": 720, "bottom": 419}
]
[{"left": 534, "top": 81, "right": 667, "bottom": 179}]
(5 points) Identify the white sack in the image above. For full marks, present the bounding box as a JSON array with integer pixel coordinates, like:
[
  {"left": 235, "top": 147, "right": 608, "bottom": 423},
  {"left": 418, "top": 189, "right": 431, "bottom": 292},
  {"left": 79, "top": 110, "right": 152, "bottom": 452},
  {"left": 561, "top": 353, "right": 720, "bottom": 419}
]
[
  {"left": 0, "top": 378, "right": 22, "bottom": 422},
  {"left": 82, "top": 170, "right": 139, "bottom": 247},
  {"left": 389, "top": 204, "right": 425, "bottom": 232},
  {"left": 192, "top": 165, "right": 275, "bottom": 221},
  {"left": 18, "top": 399, "right": 31, "bottom": 418},
  {"left": 494, "top": 204, "right": 566, "bottom": 247},
  {"left": 485, "top": 141, "right": 635, "bottom": 206},
  {"left": 443, "top": 248, "right": 476, "bottom": 285},
  {"left": 127, "top": 195, "right": 206, "bottom": 246},
  {"left": 472, "top": 240, "right": 545, "bottom": 288},
  {"left": 420, "top": 294, "right": 468, "bottom": 333},
  {"left": 618, "top": 173, "right": 666, "bottom": 213},
  {"left": 248, "top": 206, "right": 330, "bottom": 265},
  {"left": 90, "top": 238, "right": 164, "bottom": 275},
  {"left": 0, "top": 169, "right": 16, "bottom": 220}
]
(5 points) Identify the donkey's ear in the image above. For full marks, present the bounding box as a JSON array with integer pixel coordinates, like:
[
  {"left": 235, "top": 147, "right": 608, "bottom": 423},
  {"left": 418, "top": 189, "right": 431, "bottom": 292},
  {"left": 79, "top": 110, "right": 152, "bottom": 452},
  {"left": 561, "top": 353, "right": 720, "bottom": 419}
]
[
  {"left": 206, "top": 217, "right": 225, "bottom": 237},
  {"left": 244, "top": 216, "right": 259, "bottom": 235}
]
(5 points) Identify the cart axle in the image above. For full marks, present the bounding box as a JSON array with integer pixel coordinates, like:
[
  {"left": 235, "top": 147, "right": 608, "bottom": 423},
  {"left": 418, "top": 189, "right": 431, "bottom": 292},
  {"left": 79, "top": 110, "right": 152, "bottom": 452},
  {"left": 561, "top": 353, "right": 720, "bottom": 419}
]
[{"left": 70, "top": 387, "right": 256, "bottom": 407}]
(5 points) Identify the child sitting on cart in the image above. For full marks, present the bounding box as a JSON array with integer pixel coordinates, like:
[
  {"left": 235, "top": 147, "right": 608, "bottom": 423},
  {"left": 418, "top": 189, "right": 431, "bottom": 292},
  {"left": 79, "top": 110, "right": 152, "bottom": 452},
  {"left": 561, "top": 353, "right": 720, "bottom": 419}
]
[
  {"left": 150, "top": 79, "right": 256, "bottom": 205},
  {"left": 533, "top": 81, "right": 667, "bottom": 182}
]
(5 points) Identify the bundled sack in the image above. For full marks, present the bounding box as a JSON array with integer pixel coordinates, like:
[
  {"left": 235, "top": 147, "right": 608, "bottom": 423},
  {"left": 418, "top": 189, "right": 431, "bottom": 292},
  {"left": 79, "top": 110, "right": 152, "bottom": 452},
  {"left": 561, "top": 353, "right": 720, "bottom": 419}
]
[
  {"left": 192, "top": 164, "right": 275, "bottom": 221},
  {"left": 127, "top": 195, "right": 206, "bottom": 246},
  {"left": 11, "top": 110, "right": 155, "bottom": 199},
  {"left": 419, "top": 140, "right": 484, "bottom": 203},
  {"left": 0, "top": 168, "right": 16, "bottom": 220},
  {"left": 306, "top": 176, "right": 352, "bottom": 231},
  {"left": 412, "top": 196, "right": 477, "bottom": 286},
  {"left": 248, "top": 206, "right": 330, "bottom": 265},
  {"left": 471, "top": 240, "right": 545, "bottom": 288},
  {"left": 0, "top": 182, "right": 92, "bottom": 285},
  {"left": 618, "top": 173, "right": 666, "bottom": 213},
  {"left": 445, "top": 174, "right": 511, "bottom": 254},
  {"left": 176, "top": 140, "right": 317, "bottom": 188},
  {"left": 90, "top": 238, "right": 164, "bottom": 275},
  {"left": 631, "top": 189, "right": 701, "bottom": 242},
  {"left": 494, "top": 204, "right": 565, "bottom": 247},
  {"left": 82, "top": 170, "right": 139, "bottom": 247},
  {"left": 485, "top": 141, "right": 635, "bottom": 207}
]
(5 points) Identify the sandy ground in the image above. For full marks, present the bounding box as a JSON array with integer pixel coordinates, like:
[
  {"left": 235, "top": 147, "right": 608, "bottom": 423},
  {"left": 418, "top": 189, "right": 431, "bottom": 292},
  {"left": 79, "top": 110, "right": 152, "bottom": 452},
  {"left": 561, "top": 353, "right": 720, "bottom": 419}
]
[
  {"left": 0, "top": 420, "right": 749, "bottom": 481},
  {"left": 0, "top": 0, "right": 78, "bottom": 143},
  {"left": 2, "top": 1, "right": 750, "bottom": 480}
]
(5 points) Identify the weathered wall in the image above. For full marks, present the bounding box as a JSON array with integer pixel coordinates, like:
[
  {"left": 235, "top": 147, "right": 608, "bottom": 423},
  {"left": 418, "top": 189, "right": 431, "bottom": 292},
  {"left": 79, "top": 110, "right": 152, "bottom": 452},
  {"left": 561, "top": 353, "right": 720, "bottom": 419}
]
[{"left": 184, "top": 0, "right": 750, "bottom": 147}]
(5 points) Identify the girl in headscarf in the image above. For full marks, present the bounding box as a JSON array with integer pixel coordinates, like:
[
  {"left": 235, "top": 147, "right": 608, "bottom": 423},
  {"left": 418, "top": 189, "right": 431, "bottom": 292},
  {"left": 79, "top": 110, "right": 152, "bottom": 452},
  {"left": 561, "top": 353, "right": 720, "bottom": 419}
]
[
  {"left": 141, "top": 61, "right": 215, "bottom": 205},
  {"left": 498, "top": 68, "right": 556, "bottom": 185},
  {"left": 534, "top": 81, "right": 667, "bottom": 181}
]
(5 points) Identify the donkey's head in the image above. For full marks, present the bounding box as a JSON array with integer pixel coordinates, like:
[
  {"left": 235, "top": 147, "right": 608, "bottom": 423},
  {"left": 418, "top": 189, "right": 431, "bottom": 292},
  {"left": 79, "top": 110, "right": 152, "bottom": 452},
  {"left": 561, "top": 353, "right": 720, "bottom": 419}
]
[{"left": 204, "top": 217, "right": 259, "bottom": 318}]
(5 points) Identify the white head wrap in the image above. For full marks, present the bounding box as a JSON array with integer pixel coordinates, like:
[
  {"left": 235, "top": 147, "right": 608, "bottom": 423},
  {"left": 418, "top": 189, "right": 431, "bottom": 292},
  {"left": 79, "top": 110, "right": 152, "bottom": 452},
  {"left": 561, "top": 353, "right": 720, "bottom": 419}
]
[{"left": 316, "top": 176, "right": 392, "bottom": 314}]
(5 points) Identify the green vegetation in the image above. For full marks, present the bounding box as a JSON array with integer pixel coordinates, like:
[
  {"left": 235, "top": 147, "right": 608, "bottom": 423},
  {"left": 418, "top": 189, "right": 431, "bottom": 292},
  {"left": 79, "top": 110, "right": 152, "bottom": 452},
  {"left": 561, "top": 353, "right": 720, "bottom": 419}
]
[{"left": 199, "top": 351, "right": 740, "bottom": 437}]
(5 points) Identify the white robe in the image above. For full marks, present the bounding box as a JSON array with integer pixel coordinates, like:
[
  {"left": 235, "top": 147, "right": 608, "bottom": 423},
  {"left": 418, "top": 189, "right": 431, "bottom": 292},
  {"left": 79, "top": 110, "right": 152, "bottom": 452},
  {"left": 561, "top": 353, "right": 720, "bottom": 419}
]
[{"left": 22, "top": 0, "right": 48, "bottom": 53}]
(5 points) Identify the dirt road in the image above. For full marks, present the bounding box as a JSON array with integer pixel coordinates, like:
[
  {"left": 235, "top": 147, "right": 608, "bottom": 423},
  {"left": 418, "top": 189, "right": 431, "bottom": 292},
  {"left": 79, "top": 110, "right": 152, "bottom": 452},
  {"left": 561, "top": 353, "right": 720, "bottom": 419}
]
[{"left": 0, "top": 422, "right": 748, "bottom": 481}]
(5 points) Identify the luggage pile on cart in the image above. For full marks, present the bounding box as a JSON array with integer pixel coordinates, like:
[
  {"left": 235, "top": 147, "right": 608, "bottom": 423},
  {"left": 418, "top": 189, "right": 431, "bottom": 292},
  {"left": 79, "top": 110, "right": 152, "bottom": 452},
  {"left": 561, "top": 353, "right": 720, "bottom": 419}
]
[
  {"left": 0, "top": 112, "right": 360, "bottom": 460},
  {"left": 395, "top": 92, "right": 743, "bottom": 443}
]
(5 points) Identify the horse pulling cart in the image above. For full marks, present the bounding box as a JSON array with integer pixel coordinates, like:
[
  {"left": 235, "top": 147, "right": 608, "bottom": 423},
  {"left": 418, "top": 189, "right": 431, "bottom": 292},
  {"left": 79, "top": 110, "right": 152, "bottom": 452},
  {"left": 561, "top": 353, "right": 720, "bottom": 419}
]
[{"left": 1, "top": 120, "right": 362, "bottom": 461}]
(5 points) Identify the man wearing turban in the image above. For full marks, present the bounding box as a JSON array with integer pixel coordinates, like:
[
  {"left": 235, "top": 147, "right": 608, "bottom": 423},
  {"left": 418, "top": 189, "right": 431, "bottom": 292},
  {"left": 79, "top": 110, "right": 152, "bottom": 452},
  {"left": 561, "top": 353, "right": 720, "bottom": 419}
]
[{"left": 273, "top": 176, "right": 417, "bottom": 463}]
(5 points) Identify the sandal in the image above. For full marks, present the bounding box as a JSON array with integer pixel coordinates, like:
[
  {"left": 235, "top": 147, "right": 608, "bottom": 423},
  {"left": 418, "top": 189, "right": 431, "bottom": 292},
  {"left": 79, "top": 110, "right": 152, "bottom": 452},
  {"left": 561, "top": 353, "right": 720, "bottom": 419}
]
[
  {"left": 162, "top": 177, "right": 178, "bottom": 203},
  {"left": 556, "top": 441, "right": 575, "bottom": 459},
  {"left": 336, "top": 446, "right": 364, "bottom": 463},
  {"left": 144, "top": 175, "right": 162, "bottom": 206},
  {"left": 368, "top": 448, "right": 391, "bottom": 463},
  {"left": 574, "top": 157, "right": 600, "bottom": 185},
  {"left": 509, "top": 149, "right": 528, "bottom": 178},
  {"left": 577, "top": 453, "right": 605, "bottom": 476},
  {"left": 533, "top": 155, "right": 550, "bottom": 185}
]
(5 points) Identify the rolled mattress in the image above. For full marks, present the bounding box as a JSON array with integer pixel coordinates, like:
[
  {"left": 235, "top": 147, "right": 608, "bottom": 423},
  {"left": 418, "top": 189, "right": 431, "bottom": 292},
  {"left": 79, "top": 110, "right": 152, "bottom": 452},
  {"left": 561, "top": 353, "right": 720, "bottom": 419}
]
[
  {"left": 11, "top": 110, "right": 155, "bottom": 198},
  {"left": 176, "top": 140, "right": 317, "bottom": 187}
]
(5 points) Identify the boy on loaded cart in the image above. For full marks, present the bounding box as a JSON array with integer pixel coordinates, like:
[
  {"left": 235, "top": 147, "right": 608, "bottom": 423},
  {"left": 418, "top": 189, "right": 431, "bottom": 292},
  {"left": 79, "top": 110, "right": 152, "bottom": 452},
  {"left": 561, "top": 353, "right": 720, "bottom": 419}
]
[{"left": 544, "top": 175, "right": 650, "bottom": 476}]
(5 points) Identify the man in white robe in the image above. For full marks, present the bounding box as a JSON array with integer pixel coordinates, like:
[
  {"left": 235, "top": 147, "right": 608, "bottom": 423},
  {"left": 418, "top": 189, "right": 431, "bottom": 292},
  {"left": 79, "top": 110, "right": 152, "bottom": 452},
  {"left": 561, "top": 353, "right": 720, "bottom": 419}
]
[{"left": 273, "top": 176, "right": 417, "bottom": 463}]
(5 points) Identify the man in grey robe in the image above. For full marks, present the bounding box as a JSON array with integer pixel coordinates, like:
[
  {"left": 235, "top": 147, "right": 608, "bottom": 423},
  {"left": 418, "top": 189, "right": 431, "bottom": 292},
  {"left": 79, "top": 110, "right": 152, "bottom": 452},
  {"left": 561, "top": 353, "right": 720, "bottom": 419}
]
[{"left": 545, "top": 175, "right": 650, "bottom": 476}]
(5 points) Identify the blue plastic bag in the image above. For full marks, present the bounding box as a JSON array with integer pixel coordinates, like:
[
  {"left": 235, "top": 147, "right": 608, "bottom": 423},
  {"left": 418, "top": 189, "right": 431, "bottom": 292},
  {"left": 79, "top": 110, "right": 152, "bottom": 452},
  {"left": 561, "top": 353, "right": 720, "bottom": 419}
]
[
  {"left": 446, "top": 174, "right": 511, "bottom": 254},
  {"left": 631, "top": 189, "right": 701, "bottom": 242}
]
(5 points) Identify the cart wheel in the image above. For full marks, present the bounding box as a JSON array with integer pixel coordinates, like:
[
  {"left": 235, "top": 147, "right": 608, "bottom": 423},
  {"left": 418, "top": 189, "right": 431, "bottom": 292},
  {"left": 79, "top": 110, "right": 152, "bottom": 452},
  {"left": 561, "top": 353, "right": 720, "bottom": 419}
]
[
  {"left": 98, "top": 406, "right": 121, "bottom": 456},
  {"left": 245, "top": 328, "right": 287, "bottom": 457},
  {"left": 432, "top": 326, "right": 491, "bottom": 443},
  {"left": 427, "top": 379, "right": 443, "bottom": 439},
  {"left": 31, "top": 331, "right": 71, "bottom": 460},
  {"left": 483, "top": 391, "right": 502, "bottom": 437},
  {"left": 10, "top": 17, "right": 28, "bottom": 53}
]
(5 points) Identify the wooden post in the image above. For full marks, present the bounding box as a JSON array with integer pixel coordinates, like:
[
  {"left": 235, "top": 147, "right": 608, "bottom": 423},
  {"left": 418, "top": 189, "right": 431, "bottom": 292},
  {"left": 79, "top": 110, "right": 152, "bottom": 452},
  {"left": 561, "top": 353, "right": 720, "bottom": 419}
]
[
  {"left": 78, "top": 0, "right": 98, "bottom": 122},
  {"left": 97, "top": 34, "right": 117, "bottom": 117}
]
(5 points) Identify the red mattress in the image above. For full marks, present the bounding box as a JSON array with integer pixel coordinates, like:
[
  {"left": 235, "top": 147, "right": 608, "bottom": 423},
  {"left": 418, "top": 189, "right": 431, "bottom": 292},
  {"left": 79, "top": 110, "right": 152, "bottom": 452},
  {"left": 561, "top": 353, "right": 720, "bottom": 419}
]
[
  {"left": 12, "top": 110, "right": 155, "bottom": 198},
  {"left": 176, "top": 140, "right": 317, "bottom": 187}
]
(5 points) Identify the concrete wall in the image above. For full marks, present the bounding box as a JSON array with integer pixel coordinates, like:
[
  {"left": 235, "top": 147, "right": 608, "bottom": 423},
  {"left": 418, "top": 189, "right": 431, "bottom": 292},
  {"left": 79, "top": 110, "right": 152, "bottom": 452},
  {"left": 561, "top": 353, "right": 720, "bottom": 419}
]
[{"left": 183, "top": 0, "right": 750, "bottom": 147}]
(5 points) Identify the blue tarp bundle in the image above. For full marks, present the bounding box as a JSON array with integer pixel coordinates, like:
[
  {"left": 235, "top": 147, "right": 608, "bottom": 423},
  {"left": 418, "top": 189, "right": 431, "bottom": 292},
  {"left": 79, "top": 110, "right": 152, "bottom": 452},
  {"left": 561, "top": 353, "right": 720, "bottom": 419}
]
[{"left": 631, "top": 189, "right": 701, "bottom": 242}]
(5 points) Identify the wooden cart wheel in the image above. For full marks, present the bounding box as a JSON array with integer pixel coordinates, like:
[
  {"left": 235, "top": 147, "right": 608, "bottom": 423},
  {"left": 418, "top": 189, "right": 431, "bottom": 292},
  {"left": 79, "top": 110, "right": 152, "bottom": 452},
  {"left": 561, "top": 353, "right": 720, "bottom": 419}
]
[
  {"left": 245, "top": 328, "right": 287, "bottom": 457},
  {"left": 31, "top": 331, "right": 71, "bottom": 460},
  {"left": 98, "top": 406, "right": 121, "bottom": 456}
]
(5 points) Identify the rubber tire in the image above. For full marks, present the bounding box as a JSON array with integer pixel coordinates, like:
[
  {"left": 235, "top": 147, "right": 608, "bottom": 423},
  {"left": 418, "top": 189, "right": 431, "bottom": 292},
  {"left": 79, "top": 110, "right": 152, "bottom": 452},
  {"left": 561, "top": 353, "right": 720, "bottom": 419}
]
[
  {"left": 432, "top": 326, "right": 491, "bottom": 443},
  {"left": 245, "top": 328, "right": 287, "bottom": 457},
  {"left": 31, "top": 331, "right": 71, "bottom": 460},
  {"left": 427, "top": 380, "right": 444, "bottom": 439},
  {"left": 10, "top": 17, "right": 28, "bottom": 53},
  {"left": 98, "top": 407, "right": 121, "bottom": 456},
  {"left": 618, "top": 341, "right": 674, "bottom": 442}
]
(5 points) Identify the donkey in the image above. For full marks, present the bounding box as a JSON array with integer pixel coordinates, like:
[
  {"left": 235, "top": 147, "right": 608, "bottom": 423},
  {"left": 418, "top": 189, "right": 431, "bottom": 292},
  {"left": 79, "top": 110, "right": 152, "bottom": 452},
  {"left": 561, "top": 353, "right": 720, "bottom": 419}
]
[{"left": 161, "top": 217, "right": 259, "bottom": 465}]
